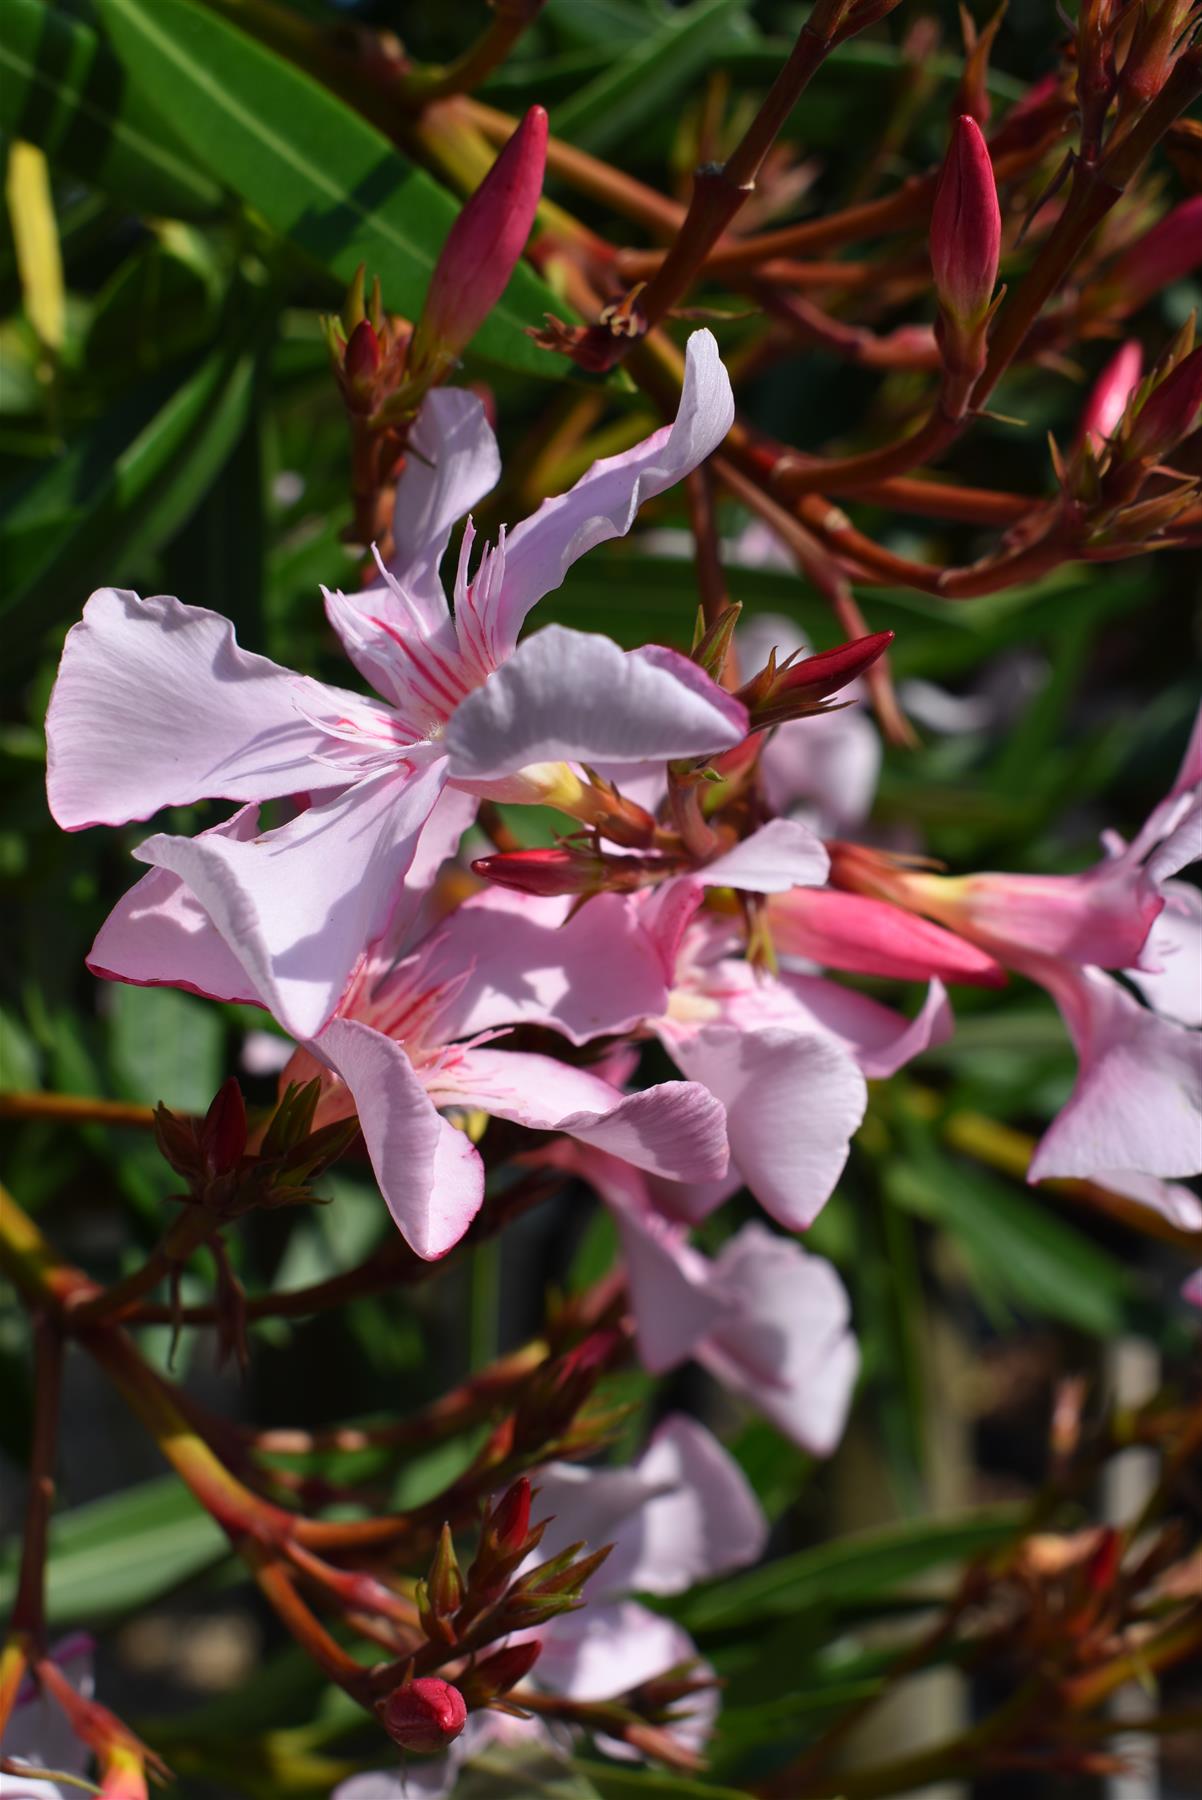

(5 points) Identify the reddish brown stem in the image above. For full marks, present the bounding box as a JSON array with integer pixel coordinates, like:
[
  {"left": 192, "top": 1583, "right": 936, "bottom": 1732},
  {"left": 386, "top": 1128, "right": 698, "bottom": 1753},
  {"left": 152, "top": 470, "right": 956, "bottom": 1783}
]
[
  {"left": 9, "top": 1316, "right": 63, "bottom": 1648},
  {"left": 400, "top": 1, "right": 547, "bottom": 104}
]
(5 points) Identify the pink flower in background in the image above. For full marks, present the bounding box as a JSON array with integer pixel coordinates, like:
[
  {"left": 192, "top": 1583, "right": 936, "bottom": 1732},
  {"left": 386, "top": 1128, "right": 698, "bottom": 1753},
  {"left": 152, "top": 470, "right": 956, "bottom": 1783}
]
[
  {"left": 90, "top": 860, "right": 727, "bottom": 1257},
  {"left": 1, "top": 1637, "right": 94, "bottom": 1800},
  {"left": 831, "top": 708, "right": 1202, "bottom": 1202},
  {"left": 552, "top": 1142, "right": 859, "bottom": 1452},
  {"left": 46, "top": 332, "right": 744, "bottom": 1041},
  {"left": 637, "top": 880, "right": 951, "bottom": 1230}
]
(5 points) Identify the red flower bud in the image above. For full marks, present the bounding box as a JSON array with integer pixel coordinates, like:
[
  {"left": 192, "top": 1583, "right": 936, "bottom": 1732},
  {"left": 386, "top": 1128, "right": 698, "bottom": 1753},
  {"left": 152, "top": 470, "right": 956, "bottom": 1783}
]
[
  {"left": 380, "top": 1678, "right": 467, "bottom": 1754},
  {"left": 1106, "top": 197, "right": 1202, "bottom": 314},
  {"left": 931, "top": 116, "right": 1001, "bottom": 330},
  {"left": 1077, "top": 340, "right": 1143, "bottom": 450},
  {"left": 1125, "top": 345, "right": 1202, "bottom": 463},
  {"left": 200, "top": 1078, "right": 247, "bottom": 1177},
  {"left": 472, "top": 845, "right": 658, "bottom": 897},
  {"left": 489, "top": 1477, "right": 533, "bottom": 1556},
  {"left": 410, "top": 107, "right": 548, "bottom": 375},
  {"left": 344, "top": 317, "right": 382, "bottom": 384},
  {"left": 459, "top": 1638, "right": 542, "bottom": 1705},
  {"left": 739, "top": 632, "right": 893, "bottom": 729}
]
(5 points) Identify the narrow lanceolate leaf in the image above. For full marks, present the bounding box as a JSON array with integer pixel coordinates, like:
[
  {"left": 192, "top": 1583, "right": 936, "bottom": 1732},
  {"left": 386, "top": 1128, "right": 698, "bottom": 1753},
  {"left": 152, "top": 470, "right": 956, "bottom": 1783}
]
[
  {"left": 0, "top": 0, "right": 223, "bottom": 220},
  {"left": 0, "top": 1477, "right": 228, "bottom": 1626},
  {"left": 95, "top": 0, "right": 569, "bottom": 378},
  {"left": 674, "top": 1506, "right": 1023, "bottom": 1630},
  {"left": 550, "top": 0, "right": 750, "bottom": 154},
  {"left": 1, "top": 291, "right": 269, "bottom": 656}
]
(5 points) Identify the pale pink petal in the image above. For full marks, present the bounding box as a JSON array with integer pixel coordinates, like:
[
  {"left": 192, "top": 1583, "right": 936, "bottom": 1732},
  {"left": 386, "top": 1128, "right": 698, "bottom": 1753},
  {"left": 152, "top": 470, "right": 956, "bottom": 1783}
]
[
  {"left": 668, "top": 1025, "right": 867, "bottom": 1229},
  {"left": 1183, "top": 1269, "right": 1202, "bottom": 1307},
  {"left": 46, "top": 589, "right": 362, "bottom": 828},
  {"left": 954, "top": 866, "right": 1163, "bottom": 970},
  {"left": 698, "top": 818, "right": 829, "bottom": 894},
  {"left": 444, "top": 627, "right": 747, "bottom": 780},
  {"left": 635, "top": 878, "right": 706, "bottom": 983},
  {"left": 601, "top": 1162, "right": 732, "bottom": 1371},
  {"left": 1145, "top": 795, "right": 1202, "bottom": 887},
  {"left": 623, "top": 1413, "right": 768, "bottom": 1593},
  {"left": 376, "top": 784, "right": 480, "bottom": 961},
  {"left": 391, "top": 387, "right": 501, "bottom": 622},
  {"left": 699, "top": 1224, "right": 859, "bottom": 1455},
  {"left": 316, "top": 1018, "right": 483, "bottom": 1257},
  {"left": 1096, "top": 1170, "right": 1202, "bottom": 1231},
  {"left": 437, "top": 1048, "right": 729, "bottom": 1183},
  {"left": 1028, "top": 963, "right": 1202, "bottom": 1182},
  {"left": 532, "top": 1415, "right": 764, "bottom": 1599},
  {"left": 778, "top": 974, "right": 953, "bottom": 1078},
  {"left": 769, "top": 887, "right": 1006, "bottom": 986},
  {"left": 536, "top": 1600, "right": 702, "bottom": 1703},
  {"left": 87, "top": 806, "right": 263, "bottom": 1005},
  {"left": 409, "top": 888, "right": 670, "bottom": 1045},
  {"left": 1127, "top": 880, "right": 1202, "bottom": 1026},
  {"left": 760, "top": 708, "right": 881, "bottom": 834},
  {"left": 485, "top": 330, "right": 734, "bottom": 656},
  {"left": 132, "top": 756, "right": 448, "bottom": 1041}
]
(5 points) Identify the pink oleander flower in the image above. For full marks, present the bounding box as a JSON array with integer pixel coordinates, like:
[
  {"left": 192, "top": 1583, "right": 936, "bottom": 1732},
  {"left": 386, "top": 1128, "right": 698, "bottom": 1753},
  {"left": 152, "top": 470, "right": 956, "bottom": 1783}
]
[
  {"left": 2, "top": 1636, "right": 94, "bottom": 1800},
  {"left": 636, "top": 877, "right": 952, "bottom": 1231},
  {"left": 46, "top": 332, "right": 744, "bottom": 1042},
  {"left": 409, "top": 106, "right": 548, "bottom": 379},
  {"left": 90, "top": 858, "right": 728, "bottom": 1256},
  {"left": 831, "top": 709, "right": 1202, "bottom": 1207},
  {"left": 333, "top": 1418, "right": 765, "bottom": 1800},
  {"left": 553, "top": 1143, "right": 859, "bottom": 1453},
  {"left": 1106, "top": 196, "right": 1202, "bottom": 314}
]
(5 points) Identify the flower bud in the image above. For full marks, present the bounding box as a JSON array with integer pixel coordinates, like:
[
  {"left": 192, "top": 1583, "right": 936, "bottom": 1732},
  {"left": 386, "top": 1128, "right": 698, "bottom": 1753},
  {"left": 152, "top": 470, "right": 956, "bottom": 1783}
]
[
  {"left": 930, "top": 116, "right": 1001, "bottom": 331},
  {"left": 419, "top": 1523, "right": 464, "bottom": 1629},
  {"left": 1105, "top": 197, "right": 1202, "bottom": 313},
  {"left": 200, "top": 1077, "right": 247, "bottom": 1178},
  {"left": 488, "top": 1476, "right": 533, "bottom": 1557},
  {"left": 472, "top": 845, "right": 661, "bottom": 897},
  {"left": 344, "top": 317, "right": 382, "bottom": 385},
  {"left": 1120, "top": 0, "right": 1197, "bottom": 110},
  {"left": 1124, "top": 344, "right": 1202, "bottom": 464},
  {"left": 458, "top": 1639, "right": 542, "bottom": 1706},
  {"left": 410, "top": 106, "right": 548, "bottom": 377},
  {"left": 739, "top": 631, "right": 893, "bottom": 729},
  {"left": 380, "top": 1678, "right": 468, "bottom": 1754},
  {"left": 1077, "top": 340, "right": 1143, "bottom": 450}
]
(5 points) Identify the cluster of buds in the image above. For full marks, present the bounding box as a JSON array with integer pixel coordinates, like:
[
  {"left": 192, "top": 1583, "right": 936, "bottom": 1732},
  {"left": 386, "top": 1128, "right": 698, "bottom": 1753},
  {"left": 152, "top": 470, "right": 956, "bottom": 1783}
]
[
  {"left": 929, "top": 115, "right": 1002, "bottom": 408},
  {"left": 1058, "top": 318, "right": 1202, "bottom": 545},
  {"left": 153, "top": 1076, "right": 358, "bottom": 1222}
]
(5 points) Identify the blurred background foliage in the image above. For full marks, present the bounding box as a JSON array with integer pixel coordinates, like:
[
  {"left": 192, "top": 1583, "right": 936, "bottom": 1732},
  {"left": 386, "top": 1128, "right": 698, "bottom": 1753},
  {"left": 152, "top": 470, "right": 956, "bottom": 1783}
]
[{"left": 1, "top": 2, "right": 1200, "bottom": 1796}]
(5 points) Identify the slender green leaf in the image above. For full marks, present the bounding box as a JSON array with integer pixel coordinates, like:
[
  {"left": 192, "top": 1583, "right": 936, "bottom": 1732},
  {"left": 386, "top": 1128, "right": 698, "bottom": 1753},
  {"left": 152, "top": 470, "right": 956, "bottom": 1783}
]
[
  {"left": 0, "top": 1476, "right": 228, "bottom": 1626},
  {"left": 675, "top": 1507, "right": 1022, "bottom": 1630},
  {"left": 551, "top": 0, "right": 751, "bottom": 153},
  {"left": 1, "top": 294, "right": 268, "bottom": 653},
  {"left": 0, "top": 0, "right": 223, "bottom": 219},
  {"left": 95, "top": 0, "right": 569, "bottom": 378}
]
